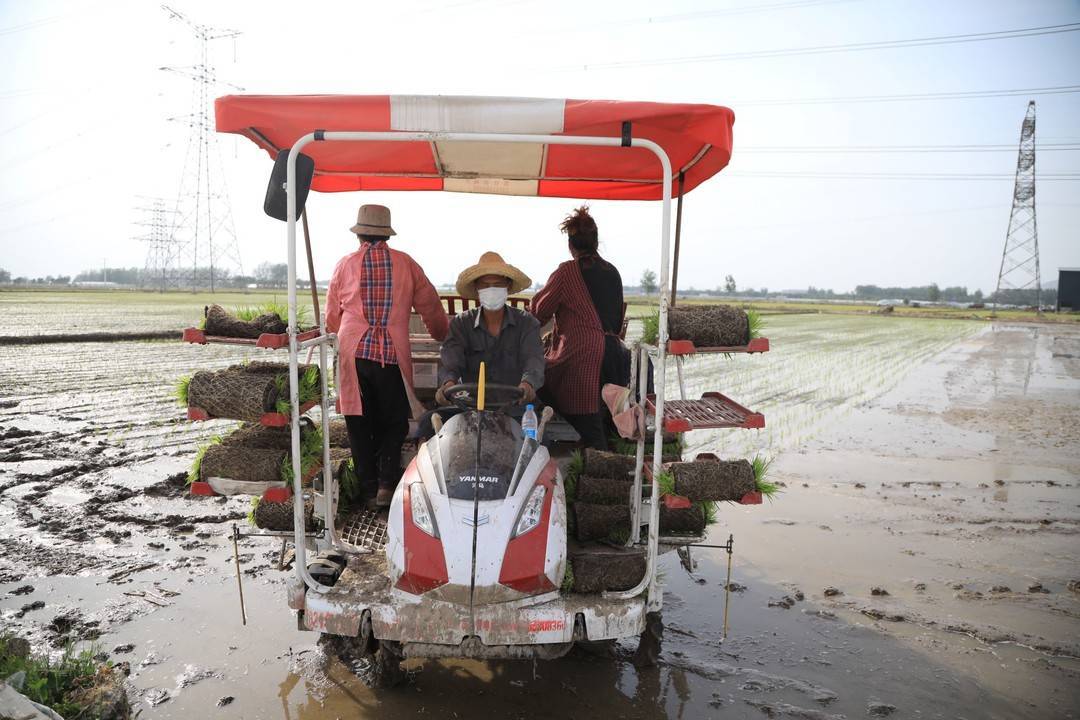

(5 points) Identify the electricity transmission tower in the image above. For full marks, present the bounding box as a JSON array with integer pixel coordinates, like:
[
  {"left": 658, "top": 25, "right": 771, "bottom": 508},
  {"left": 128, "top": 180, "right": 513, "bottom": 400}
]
[
  {"left": 134, "top": 197, "right": 181, "bottom": 292},
  {"left": 993, "top": 100, "right": 1041, "bottom": 310},
  {"left": 161, "top": 5, "right": 244, "bottom": 292}
]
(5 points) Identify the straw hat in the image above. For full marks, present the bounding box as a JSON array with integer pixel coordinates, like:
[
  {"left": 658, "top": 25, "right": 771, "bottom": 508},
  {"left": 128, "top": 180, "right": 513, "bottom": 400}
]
[
  {"left": 455, "top": 251, "right": 532, "bottom": 300},
  {"left": 350, "top": 204, "right": 396, "bottom": 236}
]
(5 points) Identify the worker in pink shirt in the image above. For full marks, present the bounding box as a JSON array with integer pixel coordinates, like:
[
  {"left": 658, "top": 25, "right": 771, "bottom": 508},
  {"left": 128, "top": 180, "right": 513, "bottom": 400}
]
[{"left": 326, "top": 205, "right": 449, "bottom": 508}]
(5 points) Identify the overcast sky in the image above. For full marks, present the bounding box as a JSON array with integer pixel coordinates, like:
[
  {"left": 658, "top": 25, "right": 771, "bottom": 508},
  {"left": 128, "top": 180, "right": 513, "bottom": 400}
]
[{"left": 1, "top": 0, "right": 1078, "bottom": 293}]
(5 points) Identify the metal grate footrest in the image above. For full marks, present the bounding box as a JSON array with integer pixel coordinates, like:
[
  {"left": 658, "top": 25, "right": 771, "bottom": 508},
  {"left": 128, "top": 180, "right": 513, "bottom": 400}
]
[{"left": 338, "top": 509, "right": 389, "bottom": 551}]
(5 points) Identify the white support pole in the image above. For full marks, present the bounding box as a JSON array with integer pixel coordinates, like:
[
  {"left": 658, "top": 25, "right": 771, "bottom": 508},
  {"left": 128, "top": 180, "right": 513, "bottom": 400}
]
[
  {"left": 626, "top": 342, "right": 648, "bottom": 545},
  {"left": 288, "top": 139, "right": 332, "bottom": 594},
  {"left": 284, "top": 130, "right": 674, "bottom": 596},
  {"left": 603, "top": 142, "right": 672, "bottom": 605}
]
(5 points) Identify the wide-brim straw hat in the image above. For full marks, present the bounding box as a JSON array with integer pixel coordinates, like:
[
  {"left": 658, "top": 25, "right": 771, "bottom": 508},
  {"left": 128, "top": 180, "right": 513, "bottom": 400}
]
[
  {"left": 350, "top": 204, "right": 396, "bottom": 236},
  {"left": 455, "top": 251, "right": 532, "bottom": 300}
]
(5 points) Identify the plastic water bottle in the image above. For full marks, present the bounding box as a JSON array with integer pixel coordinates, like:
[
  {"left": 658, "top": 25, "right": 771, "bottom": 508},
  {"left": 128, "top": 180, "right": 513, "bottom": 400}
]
[{"left": 522, "top": 404, "right": 538, "bottom": 440}]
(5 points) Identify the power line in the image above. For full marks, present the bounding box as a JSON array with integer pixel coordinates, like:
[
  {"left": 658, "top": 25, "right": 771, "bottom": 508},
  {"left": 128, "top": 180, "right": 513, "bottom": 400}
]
[
  {"left": 0, "top": 15, "right": 59, "bottom": 36},
  {"left": 734, "top": 84, "right": 1080, "bottom": 106},
  {"left": 728, "top": 170, "right": 1080, "bottom": 181},
  {"left": 568, "top": 22, "right": 1080, "bottom": 70},
  {"left": 739, "top": 142, "right": 1080, "bottom": 153},
  {"left": 518, "top": 0, "right": 858, "bottom": 36}
]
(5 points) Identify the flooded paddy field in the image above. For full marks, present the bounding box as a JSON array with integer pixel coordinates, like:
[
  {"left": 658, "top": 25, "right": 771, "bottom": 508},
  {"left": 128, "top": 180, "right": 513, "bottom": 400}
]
[
  {"left": 0, "top": 290, "right": 316, "bottom": 338},
  {"left": 1, "top": 301, "right": 1078, "bottom": 718}
]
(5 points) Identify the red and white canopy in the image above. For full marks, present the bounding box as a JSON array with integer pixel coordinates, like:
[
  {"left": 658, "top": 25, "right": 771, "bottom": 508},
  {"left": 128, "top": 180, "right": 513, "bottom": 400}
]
[{"left": 214, "top": 95, "right": 734, "bottom": 201}]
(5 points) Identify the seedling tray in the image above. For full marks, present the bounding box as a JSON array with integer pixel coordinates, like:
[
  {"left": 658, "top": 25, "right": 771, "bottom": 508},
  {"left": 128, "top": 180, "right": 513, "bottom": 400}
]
[
  {"left": 646, "top": 392, "right": 764, "bottom": 433},
  {"left": 187, "top": 400, "right": 319, "bottom": 427},
  {"left": 667, "top": 337, "right": 769, "bottom": 356},
  {"left": 182, "top": 327, "right": 321, "bottom": 350}
]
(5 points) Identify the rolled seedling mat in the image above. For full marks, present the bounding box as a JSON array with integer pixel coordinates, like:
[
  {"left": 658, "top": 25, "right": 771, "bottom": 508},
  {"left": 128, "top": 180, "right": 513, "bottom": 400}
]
[
  {"left": 325, "top": 419, "right": 351, "bottom": 448},
  {"left": 187, "top": 367, "right": 277, "bottom": 421},
  {"left": 576, "top": 475, "right": 633, "bottom": 505},
  {"left": 221, "top": 423, "right": 293, "bottom": 450},
  {"left": 569, "top": 545, "right": 647, "bottom": 593},
  {"left": 583, "top": 449, "right": 636, "bottom": 479},
  {"left": 187, "top": 362, "right": 319, "bottom": 422},
  {"left": 574, "top": 502, "right": 631, "bottom": 542},
  {"left": 254, "top": 497, "right": 314, "bottom": 531},
  {"left": 671, "top": 459, "right": 755, "bottom": 501},
  {"left": 203, "top": 304, "right": 286, "bottom": 339},
  {"left": 659, "top": 503, "right": 706, "bottom": 534},
  {"left": 201, "top": 445, "right": 287, "bottom": 484},
  {"left": 668, "top": 305, "right": 749, "bottom": 347}
]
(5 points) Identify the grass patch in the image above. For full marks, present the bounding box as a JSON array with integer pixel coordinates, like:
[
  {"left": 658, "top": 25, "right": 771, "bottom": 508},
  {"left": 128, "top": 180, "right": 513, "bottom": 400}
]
[
  {"left": 273, "top": 365, "right": 321, "bottom": 415},
  {"left": 174, "top": 374, "right": 192, "bottom": 406},
  {"left": 0, "top": 634, "right": 104, "bottom": 718}
]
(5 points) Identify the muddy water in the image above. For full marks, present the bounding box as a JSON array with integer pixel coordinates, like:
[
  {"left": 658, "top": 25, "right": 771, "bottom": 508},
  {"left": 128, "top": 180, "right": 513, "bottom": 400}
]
[{"left": 1, "top": 318, "right": 1078, "bottom": 718}]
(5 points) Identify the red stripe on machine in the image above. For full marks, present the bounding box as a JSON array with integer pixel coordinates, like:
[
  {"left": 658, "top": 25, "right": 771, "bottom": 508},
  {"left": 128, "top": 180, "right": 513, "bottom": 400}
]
[
  {"left": 498, "top": 461, "right": 557, "bottom": 595},
  {"left": 394, "top": 463, "right": 449, "bottom": 595}
]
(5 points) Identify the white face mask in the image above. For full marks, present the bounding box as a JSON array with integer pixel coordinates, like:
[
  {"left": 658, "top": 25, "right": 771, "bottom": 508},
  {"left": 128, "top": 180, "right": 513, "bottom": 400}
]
[{"left": 478, "top": 286, "right": 508, "bottom": 311}]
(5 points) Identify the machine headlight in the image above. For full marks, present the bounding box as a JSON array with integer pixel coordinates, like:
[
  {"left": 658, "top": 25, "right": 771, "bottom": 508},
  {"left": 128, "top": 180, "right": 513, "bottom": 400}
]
[
  {"left": 410, "top": 482, "right": 438, "bottom": 538},
  {"left": 513, "top": 485, "right": 547, "bottom": 538}
]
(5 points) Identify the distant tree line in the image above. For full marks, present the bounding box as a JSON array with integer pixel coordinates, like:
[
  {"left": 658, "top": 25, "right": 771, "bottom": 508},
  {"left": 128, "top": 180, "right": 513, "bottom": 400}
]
[{"left": 0, "top": 262, "right": 315, "bottom": 291}]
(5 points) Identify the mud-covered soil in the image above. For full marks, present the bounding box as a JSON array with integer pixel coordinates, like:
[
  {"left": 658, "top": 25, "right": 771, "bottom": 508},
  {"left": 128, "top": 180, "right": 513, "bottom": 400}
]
[
  {"left": 722, "top": 323, "right": 1080, "bottom": 718},
  {"left": 1, "top": 318, "right": 1077, "bottom": 718}
]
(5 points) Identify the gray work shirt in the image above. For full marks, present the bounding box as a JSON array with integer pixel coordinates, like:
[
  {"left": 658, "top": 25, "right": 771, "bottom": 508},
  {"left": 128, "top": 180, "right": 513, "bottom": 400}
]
[{"left": 438, "top": 306, "right": 545, "bottom": 391}]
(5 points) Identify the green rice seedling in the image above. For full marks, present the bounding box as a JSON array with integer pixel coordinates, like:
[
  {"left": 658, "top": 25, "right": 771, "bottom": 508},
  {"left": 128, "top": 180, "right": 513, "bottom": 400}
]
[
  {"left": 642, "top": 309, "right": 660, "bottom": 345},
  {"left": 609, "top": 434, "right": 682, "bottom": 458},
  {"left": 564, "top": 450, "right": 582, "bottom": 502},
  {"left": 747, "top": 307, "right": 764, "bottom": 340},
  {"left": 608, "top": 525, "right": 632, "bottom": 544},
  {"left": 187, "top": 434, "right": 223, "bottom": 485},
  {"left": 560, "top": 559, "right": 574, "bottom": 593},
  {"left": 235, "top": 300, "right": 312, "bottom": 328},
  {"left": 274, "top": 365, "right": 321, "bottom": 415},
  {"left": 698, "top": 500, "right": 718, "bottom": 526},
  {"left": 751, "top": 454, "right": 780, "bottom": 498},
  {"left": 656, "top": 470, "right": 676, "bottom": 497},
  {"left": 338, "top": 459, "right": 361, "bottom": 509},
  {"left": 0, "top": 634, "right": 103, "bottom": 718},
  {"left": 247, "top": 497, "right": 260, "bottom": 526},
  {"left": 174, "top": 374, "right": 192, "bottom": 406},
  {"left": 281, "top": 429, "right": 324, "bottom": 484}
]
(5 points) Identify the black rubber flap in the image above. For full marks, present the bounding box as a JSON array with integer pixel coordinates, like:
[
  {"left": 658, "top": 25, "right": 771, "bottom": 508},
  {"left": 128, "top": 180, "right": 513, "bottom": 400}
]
[{"left": 264, "top": 149, "right": 316, "bottom": 222}]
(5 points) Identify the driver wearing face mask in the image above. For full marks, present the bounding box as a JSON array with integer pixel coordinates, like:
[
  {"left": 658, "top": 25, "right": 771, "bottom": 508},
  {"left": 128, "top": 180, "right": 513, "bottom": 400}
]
[{"left": 435, "top": 252, "right": 545, "bottom": 410}]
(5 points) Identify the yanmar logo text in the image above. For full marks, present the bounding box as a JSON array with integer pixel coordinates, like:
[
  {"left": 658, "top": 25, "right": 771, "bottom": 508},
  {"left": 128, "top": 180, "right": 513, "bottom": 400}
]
[
  {"left": 459, "top": 475, "right": 500, "bottom": 485},
  {"left": 528, "top": 619, "right": 566, "bottom": 633}
]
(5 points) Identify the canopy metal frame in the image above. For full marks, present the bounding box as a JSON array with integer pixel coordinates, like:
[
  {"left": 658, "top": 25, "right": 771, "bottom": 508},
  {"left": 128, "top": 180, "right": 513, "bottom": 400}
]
[{"left": 284, "top": 130, "right": 674, "bottom": 613}]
